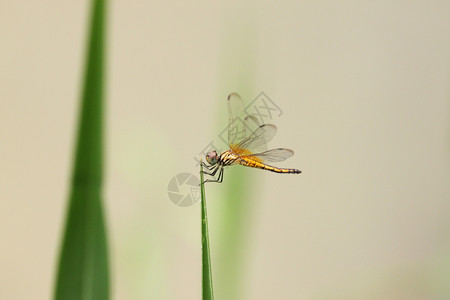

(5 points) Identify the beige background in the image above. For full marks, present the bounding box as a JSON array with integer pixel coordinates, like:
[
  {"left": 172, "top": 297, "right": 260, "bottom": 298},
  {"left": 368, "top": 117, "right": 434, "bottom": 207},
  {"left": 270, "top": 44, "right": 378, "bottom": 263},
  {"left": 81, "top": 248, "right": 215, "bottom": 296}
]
[{"left": 1, "top": 1, "right": 449, "bottom": 299}]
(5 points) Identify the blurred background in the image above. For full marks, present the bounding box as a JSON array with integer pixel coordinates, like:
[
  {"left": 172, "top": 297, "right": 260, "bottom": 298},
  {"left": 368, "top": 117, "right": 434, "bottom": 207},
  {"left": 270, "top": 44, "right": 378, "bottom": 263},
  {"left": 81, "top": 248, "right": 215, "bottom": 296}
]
[{"left": 1, "top": 1, "right": 449, "bottom": 299}]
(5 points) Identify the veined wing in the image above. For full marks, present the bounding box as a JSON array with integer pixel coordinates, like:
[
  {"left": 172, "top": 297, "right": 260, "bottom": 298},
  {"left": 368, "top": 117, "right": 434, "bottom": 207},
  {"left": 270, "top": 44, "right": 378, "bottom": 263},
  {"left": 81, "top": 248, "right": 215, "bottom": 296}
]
[
  {"left": 227, "top": 93, "right": 260, "bottom": 148},
  {"left": 245, "top": 148, "right": 294, "bottom": 162},
  {"left": 231, "top": 124, "right": 277, "bottom": 156}
]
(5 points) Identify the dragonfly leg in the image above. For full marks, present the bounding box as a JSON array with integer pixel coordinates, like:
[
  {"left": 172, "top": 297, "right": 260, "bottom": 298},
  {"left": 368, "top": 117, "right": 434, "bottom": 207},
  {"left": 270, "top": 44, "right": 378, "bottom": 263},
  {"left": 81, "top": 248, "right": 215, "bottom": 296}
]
[
  {"left": 201, "top": 164, "right": 220, "bottom": 176},
  {"left": 216, "top": 167, "right": 224, "bottom": 183},
  {"left": 201, "top": 161, "right": 215, "bottom": 170},
  {"left": 202, "top": 167, "right": 224, "bottom": 184}
]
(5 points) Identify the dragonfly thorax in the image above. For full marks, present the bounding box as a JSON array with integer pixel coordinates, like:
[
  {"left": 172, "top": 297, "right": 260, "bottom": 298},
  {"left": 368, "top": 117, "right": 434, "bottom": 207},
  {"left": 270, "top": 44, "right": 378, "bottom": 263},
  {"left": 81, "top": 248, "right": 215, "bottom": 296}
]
[{"left": 206, "top": 150, "right": 219, "bottom": 165}]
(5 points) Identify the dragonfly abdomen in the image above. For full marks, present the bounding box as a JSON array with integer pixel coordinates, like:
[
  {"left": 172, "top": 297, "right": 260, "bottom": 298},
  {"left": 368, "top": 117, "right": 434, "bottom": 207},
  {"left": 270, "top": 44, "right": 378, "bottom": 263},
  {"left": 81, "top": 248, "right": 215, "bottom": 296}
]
[{"left": 239, "top": 158, "right": 301, "bottom": 174}]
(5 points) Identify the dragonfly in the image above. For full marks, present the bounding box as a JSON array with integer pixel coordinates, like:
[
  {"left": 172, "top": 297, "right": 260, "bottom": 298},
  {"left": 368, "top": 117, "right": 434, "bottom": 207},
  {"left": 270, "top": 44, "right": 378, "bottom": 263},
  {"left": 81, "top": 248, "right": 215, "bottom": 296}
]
[{"left": 201, "top": 93, "right": 301, "bottom": 183}]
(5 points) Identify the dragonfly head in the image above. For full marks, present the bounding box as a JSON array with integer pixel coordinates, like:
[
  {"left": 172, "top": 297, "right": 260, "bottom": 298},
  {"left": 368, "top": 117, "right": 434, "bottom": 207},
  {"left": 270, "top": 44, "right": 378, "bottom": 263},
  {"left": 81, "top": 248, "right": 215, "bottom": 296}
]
[{"left": 206, "top": 150, "right": 219, "bottom": 165}]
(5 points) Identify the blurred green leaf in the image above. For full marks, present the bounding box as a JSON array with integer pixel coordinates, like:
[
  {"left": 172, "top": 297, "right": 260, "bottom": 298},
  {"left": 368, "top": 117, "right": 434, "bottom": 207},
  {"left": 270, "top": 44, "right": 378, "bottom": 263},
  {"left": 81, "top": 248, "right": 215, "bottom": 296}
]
[
  {"left": 215, "top": 25, "right": 257, "bottom": 300},
  {"left": 200, "top": 162, "right": 214, "bottom": 300},
  {"left": 217, "top": 169, "right": 253, "bottom": 300},
  {"left": 54, "top": 0, "right": 109, "bottom": 299}
]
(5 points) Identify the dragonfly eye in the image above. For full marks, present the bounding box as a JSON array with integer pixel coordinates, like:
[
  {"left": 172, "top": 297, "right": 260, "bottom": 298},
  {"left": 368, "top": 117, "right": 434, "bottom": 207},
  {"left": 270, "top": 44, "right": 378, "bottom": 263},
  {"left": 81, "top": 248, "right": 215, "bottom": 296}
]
[{"left": 206, "top": 150, "right": 218, "bottom": 165}]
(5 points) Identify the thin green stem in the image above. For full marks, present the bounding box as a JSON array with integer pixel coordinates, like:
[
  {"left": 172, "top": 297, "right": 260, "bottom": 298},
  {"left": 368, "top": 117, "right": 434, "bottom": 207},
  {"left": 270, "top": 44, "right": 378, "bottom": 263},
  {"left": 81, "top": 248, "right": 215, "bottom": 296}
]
[{"left": 200, "top": 161, "right": 214, "bottom": 300}]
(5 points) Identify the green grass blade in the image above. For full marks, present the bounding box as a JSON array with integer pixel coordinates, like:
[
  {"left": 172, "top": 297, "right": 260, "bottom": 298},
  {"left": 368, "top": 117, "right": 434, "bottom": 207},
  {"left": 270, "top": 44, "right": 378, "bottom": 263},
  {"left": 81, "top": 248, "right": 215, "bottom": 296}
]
[
  {"left": 54, "top": 0, "right": 109, "bottom": 299},
  {"left": 200, "top": 162, "right": 214, "bottom": 300}
]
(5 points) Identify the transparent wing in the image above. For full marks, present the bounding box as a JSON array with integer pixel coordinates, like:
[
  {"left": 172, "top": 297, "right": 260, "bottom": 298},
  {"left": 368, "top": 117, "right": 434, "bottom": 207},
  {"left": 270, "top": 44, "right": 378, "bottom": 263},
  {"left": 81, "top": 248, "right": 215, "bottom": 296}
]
[
  {"left": 232, "top": 124, "right": 277, "bottom": 156},
  {"left": 227, "top": 93, "right": 261, "bottom": 148},
  {"left": 246, "top": 148, "right": 294, "bottom": 162}
]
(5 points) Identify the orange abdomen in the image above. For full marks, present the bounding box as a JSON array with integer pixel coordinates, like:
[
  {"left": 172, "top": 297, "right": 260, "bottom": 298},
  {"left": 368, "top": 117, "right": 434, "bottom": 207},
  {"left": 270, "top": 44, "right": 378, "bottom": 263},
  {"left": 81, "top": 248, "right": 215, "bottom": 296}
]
[{"left": 239, "top": 158, "right": 301, "bottom": 174}]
